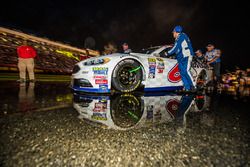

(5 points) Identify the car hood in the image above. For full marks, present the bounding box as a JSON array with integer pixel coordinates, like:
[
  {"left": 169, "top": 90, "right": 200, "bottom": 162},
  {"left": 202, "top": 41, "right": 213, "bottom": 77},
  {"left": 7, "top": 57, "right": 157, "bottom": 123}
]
[
  {"left": 130, "top": 52, "right": 148, "bottom": 57},
  {"left": 80, "top": 53, "right": 148, "bottom": 63}
]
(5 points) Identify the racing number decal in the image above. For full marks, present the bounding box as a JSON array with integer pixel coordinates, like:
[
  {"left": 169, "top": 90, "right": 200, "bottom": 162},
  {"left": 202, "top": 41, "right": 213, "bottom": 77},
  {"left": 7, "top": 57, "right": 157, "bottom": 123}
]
[
  {"left": 165, "top": 99, "right": 180, "bottom": 118},
  {"left": 167, "top": 64, "right": 181, "bottom": 83}
]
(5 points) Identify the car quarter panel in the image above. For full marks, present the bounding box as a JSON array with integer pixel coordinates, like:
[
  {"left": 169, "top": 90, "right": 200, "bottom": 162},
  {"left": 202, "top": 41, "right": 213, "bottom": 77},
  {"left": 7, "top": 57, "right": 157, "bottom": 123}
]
[{"left": 135, "top": 55, "right": 184, "bottom": 90}]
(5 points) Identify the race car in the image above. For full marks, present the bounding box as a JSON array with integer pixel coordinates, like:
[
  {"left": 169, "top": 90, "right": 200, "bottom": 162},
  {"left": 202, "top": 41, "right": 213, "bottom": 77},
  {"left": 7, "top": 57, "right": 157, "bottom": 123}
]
[
  {"left": 73, "top": 92, "right": 210, "bottom": 130},
  {"left": 71, "top": 45, "right": 211, "bottom": 93}
]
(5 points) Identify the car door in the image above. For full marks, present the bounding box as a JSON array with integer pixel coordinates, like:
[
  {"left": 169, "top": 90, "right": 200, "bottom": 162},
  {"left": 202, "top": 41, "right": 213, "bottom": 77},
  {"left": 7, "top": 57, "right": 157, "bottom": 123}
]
[
  {"left": 160, "top": 47, "right": 183, "bottom": 87},
  {"left": 144, "top": 47, "right": 184, "bottom": 89}
]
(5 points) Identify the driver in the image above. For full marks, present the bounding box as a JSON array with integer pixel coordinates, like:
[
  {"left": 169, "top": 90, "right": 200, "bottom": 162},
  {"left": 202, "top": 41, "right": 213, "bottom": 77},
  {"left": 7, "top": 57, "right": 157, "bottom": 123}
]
[{"left": 165, "top": 25, "right": 196, "bottom": 92}]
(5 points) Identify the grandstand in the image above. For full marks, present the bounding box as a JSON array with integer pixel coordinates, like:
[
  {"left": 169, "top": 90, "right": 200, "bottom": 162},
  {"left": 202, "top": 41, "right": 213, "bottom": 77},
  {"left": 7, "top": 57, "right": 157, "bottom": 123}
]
[{"left": 0, "top": 27, "right": 99, "bottom": 74}]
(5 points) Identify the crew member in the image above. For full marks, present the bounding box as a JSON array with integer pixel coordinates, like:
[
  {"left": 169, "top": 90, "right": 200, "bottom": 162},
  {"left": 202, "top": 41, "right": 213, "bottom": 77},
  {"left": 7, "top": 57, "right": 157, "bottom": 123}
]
[
  {"left": 166, "top": 25, "right": 195, "bottom": 92},
  {"left": 205, "top": 44, "right": 221, "bottom": 84},
  {"left": 194, "top": 49, "right": 207, "bottom": 68}
]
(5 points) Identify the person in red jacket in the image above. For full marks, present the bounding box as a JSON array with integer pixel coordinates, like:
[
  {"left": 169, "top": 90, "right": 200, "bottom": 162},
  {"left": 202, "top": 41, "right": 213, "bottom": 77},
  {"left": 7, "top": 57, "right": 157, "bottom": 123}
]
[{"left": 17, "top": 40, "right": 37, "bottom": 82}]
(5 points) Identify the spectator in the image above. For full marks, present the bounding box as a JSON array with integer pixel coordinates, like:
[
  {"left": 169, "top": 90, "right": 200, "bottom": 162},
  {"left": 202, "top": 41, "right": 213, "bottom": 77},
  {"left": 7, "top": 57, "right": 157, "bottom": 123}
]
[
  {"left": 122, "top": 42, "right": 132, "bottom": 54},
  {"left": 205, "top": 44, "right": 221, "bottom": 84},
  {"left": 166, "top": 25, "right": 196, "bottom": 92},
  {"left": 79, "top": 49, "right": 90, "bottom": 61},
  {"left": 17, "top": 40, "right": 37, "bottom": 82},
  {"left": 103, "top": 42, "right": 117, "bottom": 55}
]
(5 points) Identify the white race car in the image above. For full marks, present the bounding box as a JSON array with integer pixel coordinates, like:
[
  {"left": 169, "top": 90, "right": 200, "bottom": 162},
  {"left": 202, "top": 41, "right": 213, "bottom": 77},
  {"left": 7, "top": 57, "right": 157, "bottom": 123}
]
[{"left": 71, "top": 45, "right": 211, "bottom": 93}]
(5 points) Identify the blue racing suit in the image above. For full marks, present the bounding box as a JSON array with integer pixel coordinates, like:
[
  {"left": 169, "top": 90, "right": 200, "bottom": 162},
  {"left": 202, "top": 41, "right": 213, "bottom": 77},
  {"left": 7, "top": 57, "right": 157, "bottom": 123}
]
[
  {"left": 167, "top": 33, "right": 195, "bottom": 90},
  {"left": 176, "top": 94, "right": 195, "bottom": 124}
]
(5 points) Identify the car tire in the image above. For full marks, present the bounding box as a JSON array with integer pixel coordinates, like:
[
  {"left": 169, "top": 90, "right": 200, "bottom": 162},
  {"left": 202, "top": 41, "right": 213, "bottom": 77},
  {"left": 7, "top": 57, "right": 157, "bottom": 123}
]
[
  {"left": 112, "top": 59, "right": 142, "bottom": 92},
  {"left": 111, "top": 94, "right": 144, "bottom": 129}
]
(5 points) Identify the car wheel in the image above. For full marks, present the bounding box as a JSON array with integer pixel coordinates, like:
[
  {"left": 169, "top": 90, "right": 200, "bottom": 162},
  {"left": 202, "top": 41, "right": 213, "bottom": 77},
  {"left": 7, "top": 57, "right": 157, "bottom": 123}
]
[
  {"left": 111, "top": 94, "right": 144, "bottom": 129},
  {"left": 112, "top": 59, "right": 142, "bottom": 92}
]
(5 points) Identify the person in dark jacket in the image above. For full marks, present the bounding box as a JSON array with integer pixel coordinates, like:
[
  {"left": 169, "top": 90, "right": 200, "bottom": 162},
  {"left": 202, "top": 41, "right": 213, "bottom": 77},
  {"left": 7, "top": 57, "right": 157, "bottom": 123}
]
[{"left": 193, "top": 49, "right": 207, "bottom": 68}]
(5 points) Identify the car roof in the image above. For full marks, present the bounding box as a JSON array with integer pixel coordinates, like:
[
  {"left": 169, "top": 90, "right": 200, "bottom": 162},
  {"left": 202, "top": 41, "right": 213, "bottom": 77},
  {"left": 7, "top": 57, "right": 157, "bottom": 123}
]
[{"left": 150, "top": 45, "right": 168, "bottom": 55}]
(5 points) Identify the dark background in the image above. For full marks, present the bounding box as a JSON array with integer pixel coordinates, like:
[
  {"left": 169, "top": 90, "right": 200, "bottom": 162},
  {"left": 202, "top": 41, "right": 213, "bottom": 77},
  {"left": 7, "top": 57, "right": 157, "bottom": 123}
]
[{"left": 0, "top": 0, "right": 249, "bottom": 72}]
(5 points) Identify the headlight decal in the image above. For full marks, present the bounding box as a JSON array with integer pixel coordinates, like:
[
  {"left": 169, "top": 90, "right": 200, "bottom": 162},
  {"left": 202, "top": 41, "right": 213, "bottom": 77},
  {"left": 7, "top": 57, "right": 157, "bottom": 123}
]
[{"left": 84, "top": 58, "right": 110, "bottom": 66}]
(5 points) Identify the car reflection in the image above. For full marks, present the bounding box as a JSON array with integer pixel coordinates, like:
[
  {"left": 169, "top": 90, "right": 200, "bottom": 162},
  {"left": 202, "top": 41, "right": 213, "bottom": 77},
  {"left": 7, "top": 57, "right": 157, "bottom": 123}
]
[{"left": 73, "top": 93, "right": 210, "bottom": 130}]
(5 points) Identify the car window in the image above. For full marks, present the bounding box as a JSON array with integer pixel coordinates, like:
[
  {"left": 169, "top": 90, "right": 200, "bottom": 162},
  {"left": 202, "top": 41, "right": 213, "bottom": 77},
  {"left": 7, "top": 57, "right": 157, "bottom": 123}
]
[
  {"left": 139, "top": 46, "right": 162, "bottom": 54},
  {"left": 159, "top": 48, "right": 177, "bottom": 59}
]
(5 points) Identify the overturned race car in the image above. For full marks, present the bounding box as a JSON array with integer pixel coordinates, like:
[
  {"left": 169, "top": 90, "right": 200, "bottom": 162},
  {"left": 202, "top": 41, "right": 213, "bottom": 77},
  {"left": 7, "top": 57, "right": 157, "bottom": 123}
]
[{"left": 71, "top": 45, "right": 211, "bottom": 93}]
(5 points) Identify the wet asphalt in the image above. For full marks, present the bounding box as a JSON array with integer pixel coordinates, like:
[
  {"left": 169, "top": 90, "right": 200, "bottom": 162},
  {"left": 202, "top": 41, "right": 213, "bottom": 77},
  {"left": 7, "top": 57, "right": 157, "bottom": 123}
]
[{"left": 0, "top": 81, "right": 249, "bottom": 167}]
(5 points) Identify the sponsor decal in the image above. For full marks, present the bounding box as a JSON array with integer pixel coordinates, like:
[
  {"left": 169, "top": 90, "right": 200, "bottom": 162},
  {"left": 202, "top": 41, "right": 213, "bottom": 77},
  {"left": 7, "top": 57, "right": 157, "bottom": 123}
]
[
  {"left": 149, "top": 67, "right": 156, "bottom": 79},
  {"left": 148, "top": 58, "right": 156, "bottom": 63},
  {"left": 149, "top": 67, "right": 156, "bottom": 72},
  {"left": 91, "top": 113, "right": 107, "bottom": 121},
  {"left": 165, "top": 99, "right": 180, "bottom": 118},
  {"left": 157, "top": 69, "right": 163, "bottom": 73},
  {"left": 149, "top": 64, "right": 156, "bottom": 68},
  {"left": 157, "top": 62, "right": 165, "bottom": 68},
  {"left": 93, "top": 102, "right": 107, "bottom": 112},
  {"left": 92, "top": 67, "right": 108, "bottom": 75},
  {"left": 148, "top": 58, "right": 156, "bottom": 66},
  {"left": 99, "top": 97, "right": 108, "bottom": 103},
  {"left": 148, "top": 58, "right": 156, "bottom": 78},
  {"left": 157, "top": 62, "right": 165, "bottom": 69},
  {"left": 149, "top": 73, "right": 155, "bottom": 79},
  {"left": 157, "top": 61, "right": 165, "bottom": 73},
  {"left": 95, "top": 79, "right": 108, "bottom": 84},
  {"left": 94, "top": 76, "right": 107, "bottom": 79},
  {"left": 167, "top": 64, "right": 181, "bottom": 83},
  {"left": 99, "top": 84, "right": 109, "bottom": 92}
]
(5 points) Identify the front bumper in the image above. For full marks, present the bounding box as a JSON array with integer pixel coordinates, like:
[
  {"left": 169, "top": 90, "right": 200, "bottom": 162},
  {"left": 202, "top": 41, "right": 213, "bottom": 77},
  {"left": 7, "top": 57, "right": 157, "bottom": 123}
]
[{"left": 71, "top": 78, "right": 111, "bottom": 93}]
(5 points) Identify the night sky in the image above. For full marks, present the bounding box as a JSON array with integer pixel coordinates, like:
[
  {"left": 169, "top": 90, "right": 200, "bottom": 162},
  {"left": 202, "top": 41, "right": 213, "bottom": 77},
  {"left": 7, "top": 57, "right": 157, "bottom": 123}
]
[{"left": 0, "top": 0, "right": 249, "bottom": 71}]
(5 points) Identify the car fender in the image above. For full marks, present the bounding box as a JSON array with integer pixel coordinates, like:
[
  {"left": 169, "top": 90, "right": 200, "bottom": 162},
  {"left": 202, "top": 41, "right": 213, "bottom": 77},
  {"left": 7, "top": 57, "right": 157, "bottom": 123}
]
[{"left": 112, "top": 54, "right": 147, "bottom": 81}]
